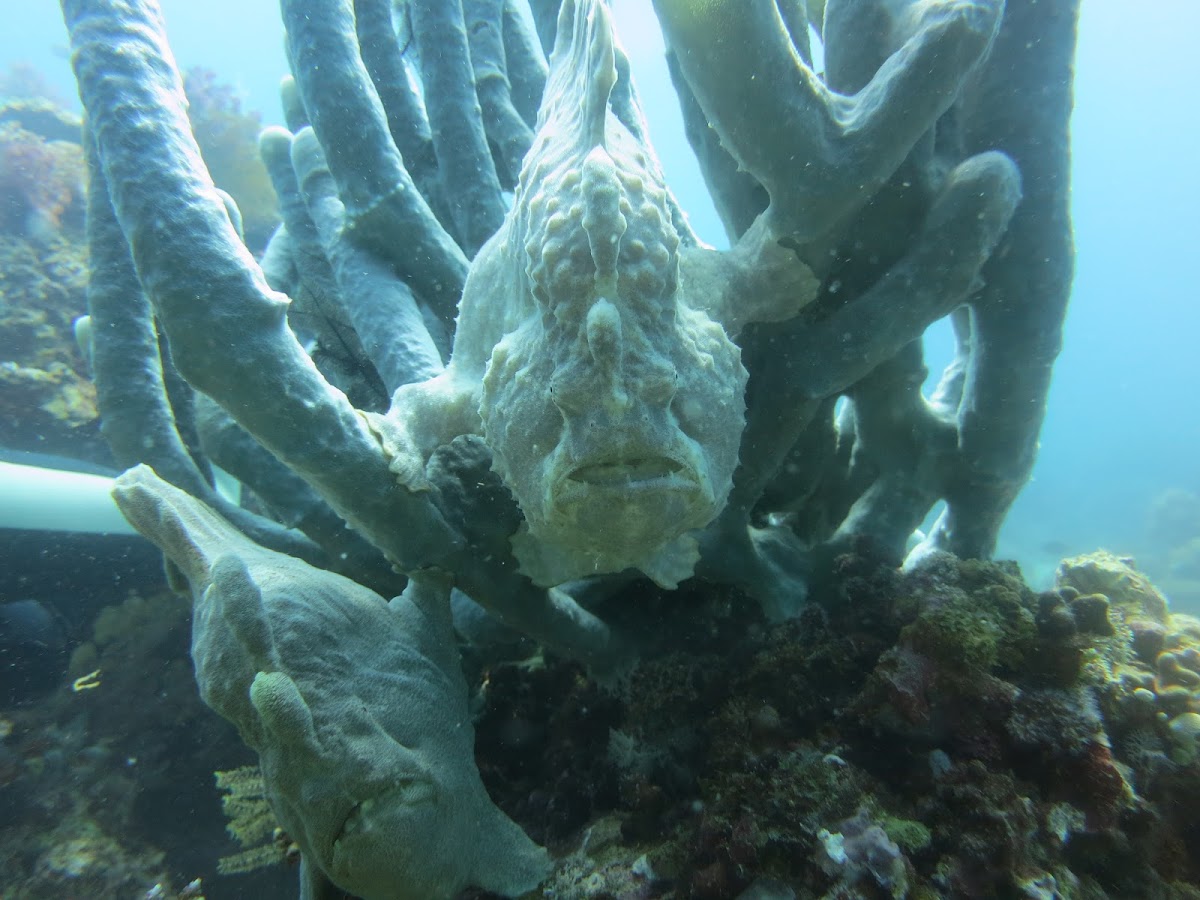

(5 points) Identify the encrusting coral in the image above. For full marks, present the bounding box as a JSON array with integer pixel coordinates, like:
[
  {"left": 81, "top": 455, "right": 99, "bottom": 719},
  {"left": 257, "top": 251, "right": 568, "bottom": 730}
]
[{"left": 52, "top": 0, "right": 1094, "bottom": 895}]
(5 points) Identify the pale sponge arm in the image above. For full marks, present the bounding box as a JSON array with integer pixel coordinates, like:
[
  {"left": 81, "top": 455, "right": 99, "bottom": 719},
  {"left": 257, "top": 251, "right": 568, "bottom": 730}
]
[
  {"left": 654, "top": 0, "right": 1003, "bottom": 242},
  {"left": 62, "top": 0, "right": 463, "bottom": 572},
  {"left": 82, "top": 126, "right": 324, "bottom": 562},
  {"left": 111, "top": 465, "right": 551, "bottom": 900},
  {"left": 280, "top": 0, "right": 469, "bottom": 315}
]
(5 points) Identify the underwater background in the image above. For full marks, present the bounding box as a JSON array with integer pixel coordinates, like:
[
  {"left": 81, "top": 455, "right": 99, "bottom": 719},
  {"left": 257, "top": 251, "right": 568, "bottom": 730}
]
[{"left": 2, "top": 1, "right": 1200, "bottom": 898}]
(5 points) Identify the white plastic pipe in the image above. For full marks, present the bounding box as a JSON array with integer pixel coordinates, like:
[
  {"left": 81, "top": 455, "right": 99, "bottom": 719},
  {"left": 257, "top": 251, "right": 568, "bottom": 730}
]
[{"left": 0, "top": 461, "right": 134, "bottom": 535}]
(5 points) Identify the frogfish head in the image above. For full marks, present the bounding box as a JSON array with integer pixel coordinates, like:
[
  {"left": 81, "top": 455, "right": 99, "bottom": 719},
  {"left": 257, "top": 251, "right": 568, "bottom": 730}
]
[{"left": 479, "top": 0, "right": 746, "bottom": 582}]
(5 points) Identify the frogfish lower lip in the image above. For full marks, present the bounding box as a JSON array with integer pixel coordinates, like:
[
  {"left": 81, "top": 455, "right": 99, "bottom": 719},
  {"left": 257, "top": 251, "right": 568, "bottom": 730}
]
[{"left": 568, "top": 456, "right": 685, "bottom": 485}]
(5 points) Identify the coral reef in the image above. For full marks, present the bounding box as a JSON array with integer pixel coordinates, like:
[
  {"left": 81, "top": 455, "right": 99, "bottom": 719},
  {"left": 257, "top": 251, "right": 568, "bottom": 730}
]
[
  {"left": 0, "top": 104, "right": 102, "bottom": 459},
  {"left": 0, "top": 88, "right": 97, "bottom": 461},
  {"left": 0, "top": 233, "right": 100, "bottom": 455},
  {"left": 472, "top": 550, "right": 1200, "bottom": 898},
  {"left": 50, "top": 0, "right": 1090, "bottom": 895},
  {"left": 0, "top": 117, "right": 85, "bottom": 240},
  {"left": 6, "top": 538, "right": 1200, "bottom": 897}
]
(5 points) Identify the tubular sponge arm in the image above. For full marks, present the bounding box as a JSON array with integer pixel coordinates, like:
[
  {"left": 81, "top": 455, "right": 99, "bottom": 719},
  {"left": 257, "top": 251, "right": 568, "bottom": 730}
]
[{"left": 653, "top": 0, "right": 1003, "bottom": 242}]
